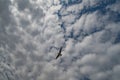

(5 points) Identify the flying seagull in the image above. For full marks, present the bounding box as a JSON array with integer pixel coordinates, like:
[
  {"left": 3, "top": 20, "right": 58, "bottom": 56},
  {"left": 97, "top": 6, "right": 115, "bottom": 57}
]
[{"left": 56, "top": 47, "right": 63, "bottom": 59}]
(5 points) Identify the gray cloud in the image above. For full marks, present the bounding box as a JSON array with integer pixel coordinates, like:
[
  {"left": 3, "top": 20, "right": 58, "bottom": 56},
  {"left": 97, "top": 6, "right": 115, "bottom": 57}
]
[{"left": 0, "top": 0, "right": 120, "bottom": 80}]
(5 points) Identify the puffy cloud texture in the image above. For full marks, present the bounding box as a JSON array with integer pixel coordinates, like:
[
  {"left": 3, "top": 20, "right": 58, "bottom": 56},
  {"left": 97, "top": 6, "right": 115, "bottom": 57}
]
[{"left": 0, "top": 0, "right": 120, "bottom": 80}]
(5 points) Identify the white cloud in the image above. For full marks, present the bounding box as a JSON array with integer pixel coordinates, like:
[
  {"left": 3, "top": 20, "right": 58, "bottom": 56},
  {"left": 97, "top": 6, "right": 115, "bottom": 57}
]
[
  {"left": 107, "top": 0, "right": 120, "bottom": 13},
  {"left": 0, "top": 0, "right": 120, "bottom": 80}
]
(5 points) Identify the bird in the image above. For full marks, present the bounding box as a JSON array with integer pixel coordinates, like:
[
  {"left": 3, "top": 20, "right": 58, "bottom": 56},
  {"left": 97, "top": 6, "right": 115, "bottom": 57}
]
[{"left": 56, "top": 47, "right": 63, "bottom": 59}]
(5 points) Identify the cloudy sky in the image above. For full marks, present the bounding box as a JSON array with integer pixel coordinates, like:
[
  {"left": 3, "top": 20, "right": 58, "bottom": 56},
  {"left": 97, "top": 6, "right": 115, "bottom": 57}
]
[{"left": 0, "top": 0, "right": 120, "bottom": 80}]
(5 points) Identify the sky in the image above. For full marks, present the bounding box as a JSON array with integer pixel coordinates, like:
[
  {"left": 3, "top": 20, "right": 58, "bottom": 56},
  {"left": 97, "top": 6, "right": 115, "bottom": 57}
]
[{"left": 0, "top": 0, "right": 120, "bottom": 80}]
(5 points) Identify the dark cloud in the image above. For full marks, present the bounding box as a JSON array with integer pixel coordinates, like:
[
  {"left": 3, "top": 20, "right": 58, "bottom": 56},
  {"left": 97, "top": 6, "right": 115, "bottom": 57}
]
[{"left": 0, "top": 0, "right": 11, "bottom": 27}]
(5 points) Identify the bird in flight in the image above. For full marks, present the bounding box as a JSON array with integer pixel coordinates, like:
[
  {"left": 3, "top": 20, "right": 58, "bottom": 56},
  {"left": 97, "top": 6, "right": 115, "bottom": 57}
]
[{"left": 56, "top": 47, "right": 63, "bottom": 59}]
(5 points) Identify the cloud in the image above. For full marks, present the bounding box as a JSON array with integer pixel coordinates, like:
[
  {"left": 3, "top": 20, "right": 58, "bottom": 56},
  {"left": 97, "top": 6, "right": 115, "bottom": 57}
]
[{"left": 0, "top": 0, "right": 120, "bottom": 80}]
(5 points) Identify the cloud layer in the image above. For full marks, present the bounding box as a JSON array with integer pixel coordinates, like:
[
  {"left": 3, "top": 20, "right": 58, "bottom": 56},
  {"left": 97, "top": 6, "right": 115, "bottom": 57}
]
[{"left": 0, "top": 0, "right": 120, "bottom": 80}]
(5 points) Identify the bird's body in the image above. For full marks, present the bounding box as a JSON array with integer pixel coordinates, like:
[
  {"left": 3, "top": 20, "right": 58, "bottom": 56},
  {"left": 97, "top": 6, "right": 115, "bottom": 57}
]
[{"left": 56, "top": 47, "right": 63, "bottom": 59}]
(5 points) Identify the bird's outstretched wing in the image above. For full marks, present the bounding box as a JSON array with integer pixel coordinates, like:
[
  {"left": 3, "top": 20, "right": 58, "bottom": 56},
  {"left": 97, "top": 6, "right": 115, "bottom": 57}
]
[
  {"left": 56, "top": 53, "right": 60, "bottom": 59},
  {"left": 56, "top": 47, "right": 63, "bottom": 59}
]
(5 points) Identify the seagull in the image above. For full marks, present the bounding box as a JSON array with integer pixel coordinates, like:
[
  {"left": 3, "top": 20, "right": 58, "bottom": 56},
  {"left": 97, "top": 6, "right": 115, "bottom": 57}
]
[{"left": 56, "top": 47, "right": 63, "bottom": 59}]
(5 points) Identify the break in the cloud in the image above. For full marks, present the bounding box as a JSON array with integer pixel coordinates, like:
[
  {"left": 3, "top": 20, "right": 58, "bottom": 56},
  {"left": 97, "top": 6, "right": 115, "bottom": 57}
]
[{"left": 0, "top": 0, "right": 120, "bottom": 80}]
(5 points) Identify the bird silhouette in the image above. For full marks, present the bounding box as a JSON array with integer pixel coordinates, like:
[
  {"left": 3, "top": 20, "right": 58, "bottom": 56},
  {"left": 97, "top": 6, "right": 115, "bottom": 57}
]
[{"left": 56, "top": 47, "right": 63, "bottom": 59}]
